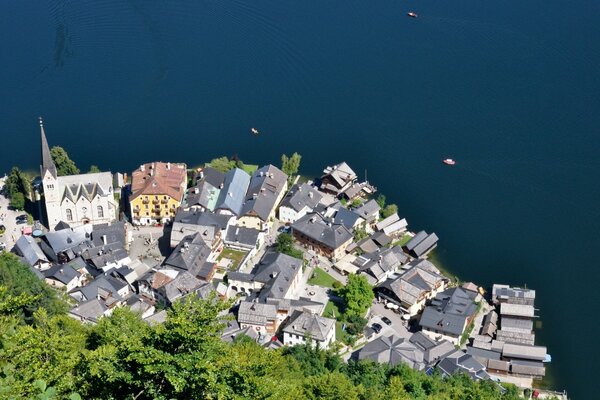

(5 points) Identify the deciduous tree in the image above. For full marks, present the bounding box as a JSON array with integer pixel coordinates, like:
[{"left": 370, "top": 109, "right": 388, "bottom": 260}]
[{"left": 50, "top": 146, "right": 80, "bottom": 176}]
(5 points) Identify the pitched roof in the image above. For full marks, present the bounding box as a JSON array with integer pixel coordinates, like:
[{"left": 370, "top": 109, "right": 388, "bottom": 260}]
[
  {"left": 197, "top": 167, "right": 225, "bottom": 188},
  {"left": 321, "top": 162, "right": 357, "bottom": 187},
  {"left": 280, "top": 183, "right": 322, "bottom": 212},
  {"left": 163, "top": 232, "right": 212, "bottom": 276},
  {"left": 358, "top": 334, "right": 426, "bottom": 370},
  {"left": 39, "top": 118, "right": 57, "bottom": 178},
  {"left": 69, "top": 299, "right": 107, "bottom": 323},
  {"left": 254, "top": 252, "right": 302, "bottom": 301},
  {"left": 130, "top": 162, "right": 187, "bottom": 201},
  {"left": 437, "top": 352, "right": 490, "bottom": 381},
  {"left": 292, "top": 213, "right": 353, "bottom": 250},
  {"left": 15, "top": 235, "right": 48, "bottom": 266},
  {"left": 186, "top": 180, "right": 220, "bottom": 210},
  {"left": 404, "top": 231, "right": 438, "bottom": 257},
  {"left": 215, "top": 168, "right": 251, "bottom": 215},
  {"left": 353, "top": 199, "right": 381, "bottom": 222},
  {"left": 224, "top": 225, "right": 261, "bottom": 248},
  {"left": 419, "top": 287, "right": 478, "bottom": 336},
  {"left": 283, "top": 310, "right": 335, "bottom": 342},
  {"left": 376, "top": 213, "right": 400, "bottom": 231},
  {"left": 238, "top": 301, "right": 277, "bottom": 325},
  {"left": 240, "top": 165, "right": 288, "bottom": 221},
  {"left": 333, "top": 207, "right": 364, "bottom": 229},
  {"left": 162, "top": 272, "right": 208, "bottom": 303},
  {"left": 43, "top": 264, "right": 81, "bottom": 285}
]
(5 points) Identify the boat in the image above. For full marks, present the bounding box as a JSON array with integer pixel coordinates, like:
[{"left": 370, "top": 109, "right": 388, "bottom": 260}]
[
  {"left": 407, "top": 12, "right": 418, "bottom": 18},
  {"left": 251, "top": 128, "right": 259, "bottom": 135},
  {"left": 443, "top": 158, "right": 456, "bottom": 166}
]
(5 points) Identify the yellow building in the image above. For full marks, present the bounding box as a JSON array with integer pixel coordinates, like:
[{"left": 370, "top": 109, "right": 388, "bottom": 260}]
[{"left": 130, "top": 162, "right": 187, "bottom": 225}]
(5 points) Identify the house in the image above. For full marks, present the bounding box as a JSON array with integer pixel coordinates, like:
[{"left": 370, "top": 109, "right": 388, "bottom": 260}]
[
  {"left": 163, "top": 232, "right": 216, "bottom": 280},
  {"left": 291, "top": 213, "right": 353, "bottom": 261},
  {"left": 419, "top": 287, "right": 479, "bottom": 345},
  {"left": 375, "top": 213, "right": 408, "bottom": 237},
  {"left": 282, "top": 310, "right": 336, "bottom": 349},
  {"left": 358, "top": 333, "right": 455, "bottom": 370},
  {"left": 221, "top": 318, "right": 262, "bottom": 344},
  {"left": 214, "top": 168, "right": 251, "bottom": 216},
  {"left": 319, "top": 162, "right": 357, "bottom": 197},
  {"left": 138, "top": 268, "right": 211, "bottom": 306},
  {"left": 114, "top": 259, "right": 151, "bottom": 286},
  {"left": 437, "top": 351, "right": 491, "bottom": 381},
  {"left": 356, "top": 246, "right": 410, "bottom": 284},
  {"left": 279, "top": 183, "right": 323, "bottom": 224},
  {"left": 185, "top": 167, "right": 225, "bottom": 211},
  {"left": 332, "top": 207, "right": 365, "bottom": 231},
  {"left": 353, "top": 199, "right": 381, "bottom": 225},
  {"left": 170, "top": 209, "right": 232, "bottom": 248},
  {"left": 129, "top": 161, "right": 187, "bottom": 225},
  {"left": 374, "top": 259, "right": 446, "bottom": 316},
  {"left": 69, "top": 272, "right": 131, "bottom": 304},
  {"left": 68, "top": 299, "right": 110, "bottom": 324},
  {"left": 43, "top": 263, "right": 84, "bottom": 291},
  {"left": 341, "top": 182, "right": 376, "bottom": 201},
  {"left": 81, "top": 242, "right": 131, "bottom": 273},
  {"left": 14, "top": 235, "right": 49, "bottom": 270},
  {"left": 227, "top": 252, "right": 302, "bottom": 300},
  {"left": 237, "top": 301, "right": 279, "bottom": 336},
  {"left": 39, "top": 224, "right": 93, "bottom": 263},
  {"left": 91, "top": 221, "right": 127, "bottom": 248},
  {"left": 125, "top": 294, "right": 155, "bottom": 319},
  {"left": 223, "top": 225, "right": 264, "bottom": 252},
  {"left": 237, "top": 165, "right": 288, "bottom": 231},
  {"left": 39, "top": 119, "right": 118, "bottom": 230},
  {"left": 492, "top": 284, "right": 536, "bottom": 306},
  {"left": 403, "top": 230, "right": 439, "bottom": 258}
]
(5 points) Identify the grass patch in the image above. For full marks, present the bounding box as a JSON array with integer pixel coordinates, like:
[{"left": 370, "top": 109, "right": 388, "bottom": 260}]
[
  {"left": 308, "top": 267, "right": 338, "bottom": 288},
  {"left": 217, "top": 248, "right": 248, "bottom": 270},
  {"left": 391, "top": 233, "right": 413, "bottom": 247},
  {"left": 241, "top": 164, "right": 258, "bottom": 174},
  {"left": 323, "top": 300, "right": 343, "bottom": 320}
]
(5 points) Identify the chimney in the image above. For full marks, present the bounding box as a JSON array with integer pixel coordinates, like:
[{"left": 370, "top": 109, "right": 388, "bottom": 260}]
[
  {"left": 102, "top": 235, "right": 108, "bottom": 245},
  {"left": 167, "top": 162, "right": 171, "bottom": 170},
  {"left": 308, "top": 192, "right": 313, "bottom": 198},
  {"left": 140, "top": 164, "right": 145, "bottom": 172}
]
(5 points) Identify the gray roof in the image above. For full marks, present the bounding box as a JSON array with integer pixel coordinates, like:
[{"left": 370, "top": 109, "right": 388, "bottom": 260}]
[
  {"left": 144, "top": 310, "right": 168, "bottom": 325},
  {"left": 359, "top": 246, "right": 410, "bottom": 283},
  {"left": 419, "top": 287, "right": 478, "bottom": 336},
  {"left": 499, "top": 316, "right": 533, "bottom": 334},
  {"left": 370, "top": 232, "right": 392, "bottom": 247},
  {"left": 320, "top": 162, "right": 357, "bottom": 189},
  {"left": 333, "top": 207, "right": 364, "bottom": 229},
  {"left": 254, "top": 252, "right": 302, "bottom": 301},
  {"left": 238, "top": 301, "right": 277, "bottom": 325},
  {"left": 186, "top": 180, "right": 220, "bottom": 210},
  {"left": 408, "top": 332, "right": 456, "bottom": 364},
  {"left": 437, "top": 352, "right": 490, "bottom": 381},
  {"left": 43, "top": 264, "right": 81, "bottom": 285},
  {"left": 70, "top": 273, "right": 128, "bottom": 302},
  {"left": 162, "top": 272, "right": 208, "bottom": 303},
  {"left": 197, "top": 167, "right": 226, "bottom": 188},
  {"left": 492, "top": 284, "right": 536, "bottom": 305},
  {"left": 40, "top": 120, "right": 57, "bottom": 178},
  {"left": 358, "top": 335, "right": 426, "bottom": 370},
  {"left": 292, "top": 213, "right": 353, "bottom": 250},
  {"left": 43, "top": 225, "right": 93, "bottom": 254},
  {"left": 82, "top": 242, "right": 129, "bottom": 270},
  {"left": 240, "top": 165, "right": 288, "bottom": 222},
  {"left": 375, "top": 213, "right": 400, "bottom": 231},
  {"left": 69, "top": 299, "right": 107, "bottom": 323},
  {"left": 280, "top": 183, "right": 322, "bottom": 212},
  {"left": 171, "top": 209, "right": 232, "bottom": 245},
  {"left": 404, "top": 231, "right": 439, "bottom": 257},
  {"left": 224, "top": 225, "right": 261, "bottom": 248},
  {"left": 499, "top": 303, "right": 535, "bottom": 318},
  {"left": 15, "top": 235, "right": 48, "bottom": 266},
  {"left": 353, "top": 199, "right": 381, "bottom": 222},
  {"left": 164, "top": 232, "right": 212, "bottom": 276},
  {"left": 91, "top": 222, "right": 126, "bottom": 247},
  {"left": 283, "top": 310, "right": 335, "bottom": 342},
  {"left": 215, "top": 168, "right": 251, "bottom": 215},
  {"left": 466, "top": 347, "right": 502, "bottom": 366}
]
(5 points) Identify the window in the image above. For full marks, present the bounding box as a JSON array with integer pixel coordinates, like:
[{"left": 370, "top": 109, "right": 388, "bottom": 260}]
[
  {"left": 97, "top": 205, "right": 104, "bottom": 218},
  {"left": 47, "top": 184, "right": 54, "bottom": 189},
  {"left": 66, "top": 209, "right": 73, "bottom": 221}
]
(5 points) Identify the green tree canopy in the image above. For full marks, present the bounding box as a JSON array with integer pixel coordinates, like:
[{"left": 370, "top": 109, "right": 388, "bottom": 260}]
[
  {"left": 275, "top": 233, "right": 304, "bottom": 259},
  {"left": 337, "top": 274, "right": 374, "bottom": 319},
  {"left": 281, "top": 152, "right": 302, "bottom": 177},
  {"left": 88, "top": 165, "right": 101, "bottom": 173},
  {"left": 376, "top": 194, "right": 386, "bottom": 209},
  {"left": 4, "top": 167, "right": 31, "bottom": 199},
  {"left": 208, "top": 156, "right": 236, "bottom": 173},
  {"left": 50, "top": 146, "right": 80, "bottom": 176},
  {"left": 9, "top": 191, "right": 25, "bottom": 210},
  {"left": 381, "top": 204, "right": 398, "bottom": 219}
]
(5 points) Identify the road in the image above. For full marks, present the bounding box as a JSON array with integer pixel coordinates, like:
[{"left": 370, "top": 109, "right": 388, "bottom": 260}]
[{"left": 0, "top": 177, "right": 29, "bottom": 251}]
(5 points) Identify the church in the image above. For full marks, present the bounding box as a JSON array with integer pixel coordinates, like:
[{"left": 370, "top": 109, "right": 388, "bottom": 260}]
[{"left": 39, "top": 118, "right": 118, "bottom": 230}]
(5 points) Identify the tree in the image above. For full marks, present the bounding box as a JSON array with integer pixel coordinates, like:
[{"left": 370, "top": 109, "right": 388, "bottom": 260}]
[
  {"left": 303, "top": 371, "right": 362, "bottom": 400},
  {"left": 275, "top": 233, "right": 304, "bottom": 259},
  {"left": 208, "top": 156, "right": 236, "bottom": 173},
  {"left": 353, "top": 228, "right": 369, "bottom": 242},
  {"left": 88, "top": 165, "right": 101, "bottom": 173},
  {"left": 381, "top": 204, "right": 398, "bottom": 219},
  {"left": 9, "top": 192, "right": 25, "bottom": 210},
  {"left": 4, "top": 167, "right": 31, "bottom": 199},
  {"left": 337, "top": 274, "right": 374, "bottom": 319},
  {"left": 375, "top": 194, "right": 386, "bottom": 209},
  {"left": 50, "top": 146, "right": 79, "bottom": 176},
  {"left": 281, "top": 152, "right": 302, "bottom": 177}
]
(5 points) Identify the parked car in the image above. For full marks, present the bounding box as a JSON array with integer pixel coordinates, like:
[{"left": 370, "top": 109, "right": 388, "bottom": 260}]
[
  {"left": 372, "top": 323, "right": 383, "bottom": 334},
  {"left": 0, "top": 243, "right": 6, "bottom": 251},
  {"left": 381, "top": 316, "right": 392, "bottom": 326},
  {"left": 16, "top": 214, "right": 28, "bottom": 220},
  {"left": 16, "top": 219, "right": 27, "bottom": 225},
  {"left": 277, "top": 226, "right": 291, "bottom": 234}
]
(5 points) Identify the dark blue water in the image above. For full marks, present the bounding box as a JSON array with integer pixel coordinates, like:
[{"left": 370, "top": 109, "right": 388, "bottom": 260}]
[{"left": 2, "top": 1, "right": 599, "bottom": 396}]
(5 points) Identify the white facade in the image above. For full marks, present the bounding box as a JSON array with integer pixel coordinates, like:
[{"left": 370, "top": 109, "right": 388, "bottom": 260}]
[
  {"left": 43, "top": 171, "right": 117, "bottom": 230},
  {"left": 283, "top": 324, "right": 336, "bottom": 350},
  {"left": 279, "top": 204, "right": 311, "bottom": 224}
]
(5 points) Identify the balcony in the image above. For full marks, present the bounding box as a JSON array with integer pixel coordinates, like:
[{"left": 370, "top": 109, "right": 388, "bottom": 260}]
[
  {"left": 161, "top": 198, "right": 169, "bottom": 204},
  {"left": 142, "top": 199, "right": 149, "bottom": 204},
  {"left": 152, "top": 199, "right": 160, "bottom": 204}
]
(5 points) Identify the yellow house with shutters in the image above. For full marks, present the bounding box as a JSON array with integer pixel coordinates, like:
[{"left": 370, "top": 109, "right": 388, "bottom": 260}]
[{"left": 129, "top": 162, "right": 187, "bottom": 225}]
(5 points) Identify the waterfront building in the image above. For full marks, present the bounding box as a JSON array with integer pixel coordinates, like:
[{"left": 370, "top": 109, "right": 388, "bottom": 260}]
[
  {"left": 129, "top": 161, "right": 187, "bottom": 225},
  {"left": 291, "top": 212, "right": 353, "bottom": 261},
  {"left": 39, "top": 119, "right": 117, "bottom": 230},
  {"left": 282, "top": 310, "right": 336, "bottom": 349},
  {"left": 279, "top": 183, "right": 323, "bottom": 224},
  {"left": 318, "top": 162, "right": 357, "bottom": 197}
]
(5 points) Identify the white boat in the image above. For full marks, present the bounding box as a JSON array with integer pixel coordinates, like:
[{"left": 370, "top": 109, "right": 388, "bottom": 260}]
[{"left": 443, "top": 158, "right": 456, "bottom": 166}]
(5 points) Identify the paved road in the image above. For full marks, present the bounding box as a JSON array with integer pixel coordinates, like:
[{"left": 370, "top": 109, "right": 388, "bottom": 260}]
[{"left": 0, "top": 178, "right": 29, "bottom": 251}]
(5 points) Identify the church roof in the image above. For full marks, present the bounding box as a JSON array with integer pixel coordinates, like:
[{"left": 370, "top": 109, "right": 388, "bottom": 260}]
[{"left": 39, "top": 117, "right": 57, "bottom": 178}]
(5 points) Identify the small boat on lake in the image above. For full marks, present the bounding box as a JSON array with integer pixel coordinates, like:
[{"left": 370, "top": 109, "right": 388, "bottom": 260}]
[
  {"left": 407, "top": 12, "right": 418, "bottom": 18},
  {"left": 443, "top": 158, "right": 456, "bottom": 166},
  {"left": 251, "top": 128, "right": 260, "bottom": 135}
]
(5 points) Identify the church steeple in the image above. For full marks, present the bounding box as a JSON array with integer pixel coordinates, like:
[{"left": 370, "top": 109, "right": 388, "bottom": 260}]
[{"left": 40, "top": 117, "right": 57, "bottom": 178}]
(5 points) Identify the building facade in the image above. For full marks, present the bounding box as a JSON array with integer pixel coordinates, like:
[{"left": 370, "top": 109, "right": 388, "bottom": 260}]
[{"left": 129, "top": 162, "right": 187, "bottom": 225}]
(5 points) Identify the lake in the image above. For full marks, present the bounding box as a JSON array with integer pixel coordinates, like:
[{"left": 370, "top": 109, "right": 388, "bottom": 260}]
[{"left": 2, "top": 1, "right": 599, "bottom": 396}]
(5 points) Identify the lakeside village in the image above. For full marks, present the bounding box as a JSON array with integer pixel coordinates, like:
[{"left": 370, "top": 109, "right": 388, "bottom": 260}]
[{"left": 0, "top": 121, "right": 566, "bottom": 399}]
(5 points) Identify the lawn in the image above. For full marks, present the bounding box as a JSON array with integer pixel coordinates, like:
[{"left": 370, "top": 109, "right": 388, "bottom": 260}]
[
  {"left": 241, "top": 164, "right": 258, "bottom": 174},
  {"left": 217, "top": 248, "right": 248, "bottom": 270},
  {"left": 308, "top": 267, "right": 338, "bottom": 288},
  {"left": 391, "top": 233, "right": 413, "bottom": 247},
  {"left": 323, "top": 300, "right": 343, "bottom": 320}
]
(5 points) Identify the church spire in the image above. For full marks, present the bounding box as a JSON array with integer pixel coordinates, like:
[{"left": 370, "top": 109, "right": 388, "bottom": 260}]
[{"left": 40, "top": 117, "right": 57, "bottom": 178}]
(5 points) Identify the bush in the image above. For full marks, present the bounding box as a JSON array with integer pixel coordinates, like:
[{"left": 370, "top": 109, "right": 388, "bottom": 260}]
[{"left": 332, "top": 281, "right": 342, "bottom": 290}]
